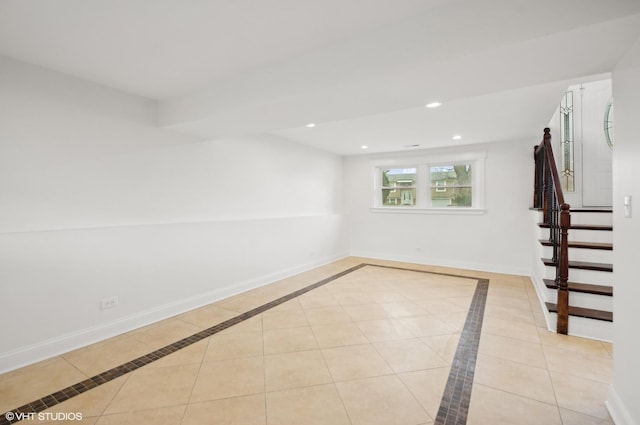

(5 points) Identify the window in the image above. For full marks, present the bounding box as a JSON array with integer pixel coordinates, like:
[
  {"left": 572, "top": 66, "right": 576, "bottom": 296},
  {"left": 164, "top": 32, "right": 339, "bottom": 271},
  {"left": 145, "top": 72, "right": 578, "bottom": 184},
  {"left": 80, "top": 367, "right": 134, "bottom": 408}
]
[
  {"left": 430, "top": 164, "right": 472, "bottom": 207},
  {"left": 371, "top": 152, "right": 485, "bottom": 213},
  {"left": 381, "top": 168, "right": 416, "bottom": 206},
  {"left": 559, "top": 90, "right": 575, "bottom": 192}
]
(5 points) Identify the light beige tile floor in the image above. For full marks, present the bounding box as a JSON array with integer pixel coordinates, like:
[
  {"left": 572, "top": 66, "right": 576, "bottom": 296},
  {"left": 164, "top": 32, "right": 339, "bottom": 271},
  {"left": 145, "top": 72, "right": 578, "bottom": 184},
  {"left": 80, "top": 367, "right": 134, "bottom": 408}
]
[{"left": 0, "top": 257, "right": 614, "bottom": 424}]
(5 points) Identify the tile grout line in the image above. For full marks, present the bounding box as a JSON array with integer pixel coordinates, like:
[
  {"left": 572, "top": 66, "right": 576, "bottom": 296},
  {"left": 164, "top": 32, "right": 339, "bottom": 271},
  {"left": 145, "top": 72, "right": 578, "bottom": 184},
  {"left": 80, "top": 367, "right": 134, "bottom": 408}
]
[
  {"left": 180, "top": 331, "right": 209, "bottom": 423},
  {"left": 261, "top": 314, "right": 268, "bottom": 425},
  {"left": 434, "top": 278, "right": 489, "bottom": 425},
  {"left": 0, "top": 262, "right": 486, "bottom": 425}
]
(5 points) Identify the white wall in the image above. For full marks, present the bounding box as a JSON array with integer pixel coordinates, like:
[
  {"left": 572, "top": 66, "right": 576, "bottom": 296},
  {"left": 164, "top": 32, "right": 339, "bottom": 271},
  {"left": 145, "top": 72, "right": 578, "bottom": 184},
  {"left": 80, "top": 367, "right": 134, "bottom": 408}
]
[
  {"left": 0, "top": 57, "right": 348, "bottom": 372},
  {"left": 607, "top": 37, "right": 640, "bottom": 425},
  {"left": 344, "top": 140, "right": 534, "bottom": 275}
]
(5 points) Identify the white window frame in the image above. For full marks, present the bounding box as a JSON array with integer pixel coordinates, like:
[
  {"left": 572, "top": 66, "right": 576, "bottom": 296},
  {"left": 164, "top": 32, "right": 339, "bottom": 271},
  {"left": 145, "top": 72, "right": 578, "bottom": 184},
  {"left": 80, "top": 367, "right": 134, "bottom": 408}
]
[{"left": 370, "top": 151, "right": 486, "bottom": 215}]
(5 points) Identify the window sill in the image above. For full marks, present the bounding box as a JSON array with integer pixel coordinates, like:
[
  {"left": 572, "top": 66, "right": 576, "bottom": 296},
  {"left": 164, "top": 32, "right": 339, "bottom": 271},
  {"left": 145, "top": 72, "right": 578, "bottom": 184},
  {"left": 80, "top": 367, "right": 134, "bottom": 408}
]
[{"left": 370, "top": 207, "right": 486, "bottom": 215}]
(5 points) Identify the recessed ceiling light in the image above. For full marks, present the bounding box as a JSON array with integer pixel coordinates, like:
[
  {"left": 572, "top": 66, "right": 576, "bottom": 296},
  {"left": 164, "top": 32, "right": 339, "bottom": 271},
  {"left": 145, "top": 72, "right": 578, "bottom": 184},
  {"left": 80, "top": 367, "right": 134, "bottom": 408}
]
[
  {"left": 425, "top": 102, "right": 442, "bottom": 108},
  {"left": 361, "top": 145, "right": 369, "bottom": 150},
  {"left": 404, "top": 144, "right": 420, "bottom": 148},
  {"left": 306, "top": 123, "right": 316, "bottom": 128},
  {"left": 452, "top": 134, "right": 462, "bottom": 140}
]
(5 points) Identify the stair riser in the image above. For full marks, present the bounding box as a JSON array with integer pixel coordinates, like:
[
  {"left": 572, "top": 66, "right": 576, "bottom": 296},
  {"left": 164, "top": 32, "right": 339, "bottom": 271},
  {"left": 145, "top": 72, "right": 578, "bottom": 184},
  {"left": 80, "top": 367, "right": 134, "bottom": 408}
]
[
  {"left": 566, "top": 229, "right": 613, "bottom": 244},
  {"left": 545, "top": 288, "right": 613, "bottom": 311},
  {"left": 568, "top": 212, "right": 613, "bottom": 226},
  {"left": 541, "top": 266, "right": 612, "bottom": 286},
  {"left": 541, "top": 245, "right": 612, "bottom": 263},
  {"left": 547, "top": 313, "right": 612, "bottom": 342},
  {"left": 535, "top": 228, "right": 613, "bottom": 244}
]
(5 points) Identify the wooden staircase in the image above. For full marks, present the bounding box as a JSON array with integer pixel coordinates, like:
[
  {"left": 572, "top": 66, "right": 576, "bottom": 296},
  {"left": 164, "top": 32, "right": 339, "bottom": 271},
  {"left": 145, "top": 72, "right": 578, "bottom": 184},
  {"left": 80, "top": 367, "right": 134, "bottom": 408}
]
[
  {"left": 537, "top": 209, "right": 613, "bottom": 335},
  {"left": 531, "top": 128, "right": 613, "bottom": 340}
]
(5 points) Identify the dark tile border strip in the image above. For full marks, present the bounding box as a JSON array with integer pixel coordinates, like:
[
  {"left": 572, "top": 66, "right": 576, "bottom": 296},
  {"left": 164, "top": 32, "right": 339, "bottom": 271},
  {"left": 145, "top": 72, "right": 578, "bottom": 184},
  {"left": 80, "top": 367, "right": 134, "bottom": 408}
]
[
  {"left": 435, "top": 279, "right": 489, "bottom": 425},
  {"left": 0, "top": 263, "right": 365, "bottom": 425},
  {"left": 1, "top": 262, "right": 488, "bottom": 425},
  {"left": 370, "top": 263, "right": 490, "bottom": 424},
  {"left": 362, "top": 263, "right": 482, "bottom": 281}
]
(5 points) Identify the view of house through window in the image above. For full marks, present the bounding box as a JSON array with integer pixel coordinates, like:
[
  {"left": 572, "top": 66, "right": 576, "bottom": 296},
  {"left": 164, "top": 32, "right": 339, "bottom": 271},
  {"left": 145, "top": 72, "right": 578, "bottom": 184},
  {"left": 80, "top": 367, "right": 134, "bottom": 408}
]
[
  {"left": 374, "top": 156, "right": 482, "bottom": 210},
  {"left": 430, "top": 164, "right": 472, "bottom": 207},
  {"left": 381, "top": 168, "right": 416, "bottom": 206}
]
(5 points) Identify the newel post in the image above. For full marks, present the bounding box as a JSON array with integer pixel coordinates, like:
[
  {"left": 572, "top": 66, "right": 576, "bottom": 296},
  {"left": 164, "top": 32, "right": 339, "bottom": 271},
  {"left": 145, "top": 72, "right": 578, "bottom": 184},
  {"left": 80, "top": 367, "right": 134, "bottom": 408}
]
[
  {"left": 533, "top": 145, "right": 540, "bottom": 208},
  {"left": 556, "top": 203, "right": 571, "bottom": 334}
]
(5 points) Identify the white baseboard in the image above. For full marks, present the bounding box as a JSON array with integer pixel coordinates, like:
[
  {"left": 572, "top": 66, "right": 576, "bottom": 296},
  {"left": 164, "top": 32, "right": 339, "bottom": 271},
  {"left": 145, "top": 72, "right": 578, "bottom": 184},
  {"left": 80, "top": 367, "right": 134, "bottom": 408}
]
[
  {"left": 0, "top": 252, "right": 349, "bottom": 374},
  {"left": 607, "top": 386, "right": 639, "bottom": 425}
]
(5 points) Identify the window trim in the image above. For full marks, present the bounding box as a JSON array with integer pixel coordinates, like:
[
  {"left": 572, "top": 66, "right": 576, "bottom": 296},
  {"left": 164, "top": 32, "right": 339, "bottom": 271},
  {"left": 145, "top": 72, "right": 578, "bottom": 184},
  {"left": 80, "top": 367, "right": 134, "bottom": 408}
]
[{"left": 370, "top": 151, "right": 486, "bottom": 214}]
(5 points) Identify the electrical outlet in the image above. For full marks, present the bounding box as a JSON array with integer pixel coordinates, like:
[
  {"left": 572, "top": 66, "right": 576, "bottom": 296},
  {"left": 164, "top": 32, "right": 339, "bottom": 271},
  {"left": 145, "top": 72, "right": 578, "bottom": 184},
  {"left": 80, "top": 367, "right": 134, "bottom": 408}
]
[{"left": 100, "top": 296, "right": 119, "bottom": 310}]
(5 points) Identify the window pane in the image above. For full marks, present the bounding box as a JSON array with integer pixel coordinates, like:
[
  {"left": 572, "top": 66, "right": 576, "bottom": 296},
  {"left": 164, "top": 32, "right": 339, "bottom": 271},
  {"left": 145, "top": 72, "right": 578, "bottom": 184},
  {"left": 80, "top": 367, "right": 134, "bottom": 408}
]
[
  {"left": 382, "top": 188, "right": 416, "bottom": 206},
  {"left": 431, "top": 187, "right": 472, "bottom": 207},
  {"left": 429, "top": 164, "right": 472, "bottom": 186},
  {"left": 429, "top": 164, "right": 472, "bottom": 207},
  {"left": 382, "top": 168, "right": 416, "bottom": 187}
]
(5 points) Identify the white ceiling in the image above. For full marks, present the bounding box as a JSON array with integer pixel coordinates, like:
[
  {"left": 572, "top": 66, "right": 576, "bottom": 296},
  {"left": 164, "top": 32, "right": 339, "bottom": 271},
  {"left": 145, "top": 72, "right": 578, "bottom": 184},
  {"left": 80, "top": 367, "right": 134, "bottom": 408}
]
[{"left": 2, "top": 0, "right": 640, "bottom": 155}]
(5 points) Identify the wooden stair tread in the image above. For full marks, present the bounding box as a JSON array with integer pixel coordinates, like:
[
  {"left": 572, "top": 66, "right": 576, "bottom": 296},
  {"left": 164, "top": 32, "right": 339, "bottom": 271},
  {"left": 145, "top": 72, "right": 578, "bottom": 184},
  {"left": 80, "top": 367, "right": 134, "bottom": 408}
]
[
  {"left": 530, "top": 208, "right": 612, "bottom": 213},
  {"left": 569, "top": 208, "right": 613, "bottom": 213},
  {"left": 538, "top": 223, "right": 612, "bottom": 231},
  {"left": 542, "top": 279, "right": 612, "bottom": 296},
  {"left": 546, "top": 302, "right": 613, "bottom": 322},
  {"left": 541, "top": 258, "right": 613, "bottom": 272},
  {"left": 538, "top": 239, "right": 612, "bottom": 250}
]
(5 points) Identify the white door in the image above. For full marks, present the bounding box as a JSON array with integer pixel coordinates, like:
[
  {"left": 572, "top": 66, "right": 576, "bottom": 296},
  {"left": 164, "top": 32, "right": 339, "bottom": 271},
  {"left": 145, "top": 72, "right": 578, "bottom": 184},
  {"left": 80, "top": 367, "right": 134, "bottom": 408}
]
[{"left": 581, "top": 80, "right": 613, "bottom": 207}]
